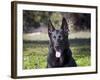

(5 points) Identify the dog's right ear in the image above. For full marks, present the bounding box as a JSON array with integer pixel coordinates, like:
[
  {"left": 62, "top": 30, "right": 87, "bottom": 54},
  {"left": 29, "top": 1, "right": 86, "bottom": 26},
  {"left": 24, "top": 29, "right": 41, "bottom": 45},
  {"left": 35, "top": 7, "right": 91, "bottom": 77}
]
[
  {"left": 61, "top": 17, "right": 69, "bottom": 33},
  {"left": 48, "top": 19, "right": 55, "bottom": 34}
]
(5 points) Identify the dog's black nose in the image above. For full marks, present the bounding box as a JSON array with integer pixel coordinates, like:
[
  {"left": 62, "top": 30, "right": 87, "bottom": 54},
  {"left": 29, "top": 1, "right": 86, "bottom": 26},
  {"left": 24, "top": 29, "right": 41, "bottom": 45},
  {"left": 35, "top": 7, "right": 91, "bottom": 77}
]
[{"left": 55, "top": 46, "right": 60, "bottom": 49}]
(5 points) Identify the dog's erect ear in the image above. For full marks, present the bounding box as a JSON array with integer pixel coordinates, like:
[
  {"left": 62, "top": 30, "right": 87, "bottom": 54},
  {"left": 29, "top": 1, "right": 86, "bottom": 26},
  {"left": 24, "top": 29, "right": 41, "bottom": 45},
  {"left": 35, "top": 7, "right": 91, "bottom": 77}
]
[
  {"left": 61, "top": 17, "right": 69, "bottom": 32},
  {"left": 48, "top": 19, "right": 55, "bottom": 34}
]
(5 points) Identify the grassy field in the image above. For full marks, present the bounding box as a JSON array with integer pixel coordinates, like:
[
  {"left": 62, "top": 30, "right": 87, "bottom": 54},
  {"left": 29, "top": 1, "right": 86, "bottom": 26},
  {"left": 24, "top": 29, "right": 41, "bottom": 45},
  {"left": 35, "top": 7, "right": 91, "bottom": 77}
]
[{"left": 23, "top": 38, "right": 91, "bottom": 69}]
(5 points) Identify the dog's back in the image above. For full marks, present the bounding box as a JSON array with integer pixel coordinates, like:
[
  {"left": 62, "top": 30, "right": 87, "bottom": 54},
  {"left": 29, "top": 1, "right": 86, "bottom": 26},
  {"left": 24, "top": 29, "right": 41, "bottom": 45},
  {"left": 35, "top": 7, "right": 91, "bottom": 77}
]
[{"left": 47, "top": 17, "right": 77, "bottom": 68}]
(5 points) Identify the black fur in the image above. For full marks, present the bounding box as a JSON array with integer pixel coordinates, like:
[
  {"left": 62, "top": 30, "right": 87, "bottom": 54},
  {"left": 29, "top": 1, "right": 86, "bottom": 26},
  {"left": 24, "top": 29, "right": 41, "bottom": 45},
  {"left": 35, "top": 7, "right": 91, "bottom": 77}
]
[{"left": 47, "top": 17, "right": 77, "bottom": 68}]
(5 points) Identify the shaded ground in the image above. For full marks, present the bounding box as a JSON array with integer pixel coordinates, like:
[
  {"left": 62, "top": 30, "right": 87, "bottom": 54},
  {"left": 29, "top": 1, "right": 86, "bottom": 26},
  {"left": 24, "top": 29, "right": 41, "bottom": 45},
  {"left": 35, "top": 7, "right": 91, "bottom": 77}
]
[{"left": 23, "top": 38, "right": 90, "bottom": 69}]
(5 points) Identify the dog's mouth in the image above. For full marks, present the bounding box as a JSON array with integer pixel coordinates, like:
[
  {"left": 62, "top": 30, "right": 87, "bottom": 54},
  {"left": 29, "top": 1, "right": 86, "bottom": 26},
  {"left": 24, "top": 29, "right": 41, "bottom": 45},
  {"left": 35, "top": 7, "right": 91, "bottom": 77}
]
[
  {"left": 56, "top": 51, "right": 61, "bottom": 58},
  {"left": 55, "top": 46, "right": 62, "bottom": 58}
]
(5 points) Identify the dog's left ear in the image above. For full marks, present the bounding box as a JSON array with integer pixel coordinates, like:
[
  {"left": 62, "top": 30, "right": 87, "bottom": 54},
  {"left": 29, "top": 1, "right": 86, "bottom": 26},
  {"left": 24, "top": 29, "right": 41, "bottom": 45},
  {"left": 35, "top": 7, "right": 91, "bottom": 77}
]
[
  {"left": 48, "top": 19, "right": 55, "bottom": 34},
  {"left": 61, "top": 17, "right": 69, "bottom": 32}
]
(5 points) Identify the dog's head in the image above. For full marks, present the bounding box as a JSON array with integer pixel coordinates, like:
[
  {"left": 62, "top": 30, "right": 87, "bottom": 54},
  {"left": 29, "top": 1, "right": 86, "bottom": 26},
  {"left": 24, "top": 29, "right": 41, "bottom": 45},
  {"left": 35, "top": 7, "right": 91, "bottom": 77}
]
[{"left": 48, "top": 17, "right": 69, "bottom": 58}]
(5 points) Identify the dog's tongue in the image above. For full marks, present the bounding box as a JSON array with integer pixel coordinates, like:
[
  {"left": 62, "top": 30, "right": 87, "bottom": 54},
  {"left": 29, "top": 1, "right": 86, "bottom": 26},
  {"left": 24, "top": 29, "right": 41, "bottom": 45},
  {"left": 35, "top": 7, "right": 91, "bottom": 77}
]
[{"left": 56, "top": 51, "right": 61, "bottom": 58}]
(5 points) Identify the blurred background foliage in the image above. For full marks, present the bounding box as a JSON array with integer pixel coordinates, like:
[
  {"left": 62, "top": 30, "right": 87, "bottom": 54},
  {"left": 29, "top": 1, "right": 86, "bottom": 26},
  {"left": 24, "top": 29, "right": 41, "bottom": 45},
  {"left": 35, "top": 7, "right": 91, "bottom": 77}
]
[{"left": 23, "top": 10, "right": 91, "bottom": 33}]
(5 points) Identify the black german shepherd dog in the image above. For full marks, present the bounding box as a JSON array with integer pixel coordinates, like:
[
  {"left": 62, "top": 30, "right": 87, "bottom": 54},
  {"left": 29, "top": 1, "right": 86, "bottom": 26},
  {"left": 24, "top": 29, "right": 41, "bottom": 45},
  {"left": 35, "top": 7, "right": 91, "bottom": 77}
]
[{"left": 47, "top": 17, "right": 77, "bottom": 68}]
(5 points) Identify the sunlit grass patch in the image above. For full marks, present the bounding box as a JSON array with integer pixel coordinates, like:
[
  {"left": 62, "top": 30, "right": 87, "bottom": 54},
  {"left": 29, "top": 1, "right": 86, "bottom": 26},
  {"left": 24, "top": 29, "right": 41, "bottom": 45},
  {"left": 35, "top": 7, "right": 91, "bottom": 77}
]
[
  {"left": 75, "top": 56, "right": 90, "bottom": 66},
  {"left": 23, "top": 42, "right": 48, "bottom": 69}
]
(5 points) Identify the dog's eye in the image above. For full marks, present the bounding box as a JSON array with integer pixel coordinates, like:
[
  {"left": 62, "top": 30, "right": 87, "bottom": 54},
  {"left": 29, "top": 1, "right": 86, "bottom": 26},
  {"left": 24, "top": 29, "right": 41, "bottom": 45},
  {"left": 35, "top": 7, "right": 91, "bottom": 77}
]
[
  {"left": 58, "top": 35, "right": 61, "bottom": 38},
  {"left": 53, "top": 36, "right": 56, "bottom": 39}
]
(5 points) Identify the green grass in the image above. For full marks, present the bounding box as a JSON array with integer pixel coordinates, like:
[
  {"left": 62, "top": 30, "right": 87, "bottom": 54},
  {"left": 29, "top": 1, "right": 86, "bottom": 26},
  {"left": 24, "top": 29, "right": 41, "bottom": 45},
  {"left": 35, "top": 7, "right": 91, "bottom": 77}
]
[
  {"left": 72, "top": 46, "right": 90, "bottom": 66},
  {"left": 23, "top": 38, "right": 90, "bottom": 69},
  {"left": 23, "top": 42, "right": 48, "bottom": 69}
]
